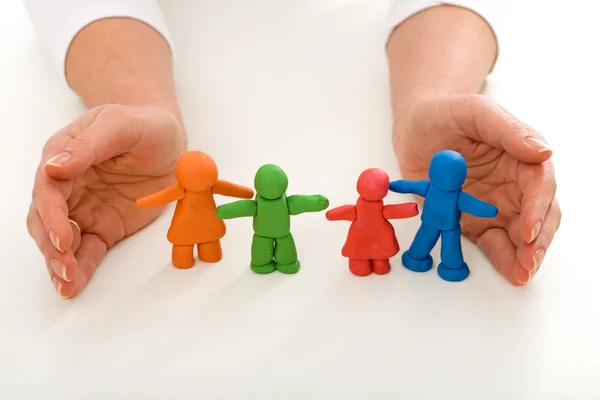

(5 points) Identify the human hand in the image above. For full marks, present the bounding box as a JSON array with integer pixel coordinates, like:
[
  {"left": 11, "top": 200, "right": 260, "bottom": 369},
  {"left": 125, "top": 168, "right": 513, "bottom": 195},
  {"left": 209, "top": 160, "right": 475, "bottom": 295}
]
[
  {"left": 393, "top": 94, "right": 560, "bottom": 285},
  {"left": 27, "top": 104, "right": 186, "bottom": 298}
]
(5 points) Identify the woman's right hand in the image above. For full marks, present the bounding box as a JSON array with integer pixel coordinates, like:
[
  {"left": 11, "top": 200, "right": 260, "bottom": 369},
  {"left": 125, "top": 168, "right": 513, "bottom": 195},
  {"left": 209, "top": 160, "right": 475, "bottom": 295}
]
[{"left": 26, "top": 104, "right": 187, "bottom": 299}]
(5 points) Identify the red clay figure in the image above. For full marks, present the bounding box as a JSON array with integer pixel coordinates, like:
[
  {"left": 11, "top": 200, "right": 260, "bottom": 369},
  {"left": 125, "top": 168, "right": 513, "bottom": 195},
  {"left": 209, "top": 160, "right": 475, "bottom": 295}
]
[
  {"left": 326, "top": 168, "right": 419, "bottom": 276},
  {"left": 136, "top": 151, "right": 254, "bottom": 269}
]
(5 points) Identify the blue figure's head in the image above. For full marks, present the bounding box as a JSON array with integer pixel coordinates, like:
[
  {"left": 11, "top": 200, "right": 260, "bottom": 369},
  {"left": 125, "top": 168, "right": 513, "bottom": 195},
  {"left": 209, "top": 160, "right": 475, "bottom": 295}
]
[{"left": 428, "top": 150, "right": 467, "bottom": 192}]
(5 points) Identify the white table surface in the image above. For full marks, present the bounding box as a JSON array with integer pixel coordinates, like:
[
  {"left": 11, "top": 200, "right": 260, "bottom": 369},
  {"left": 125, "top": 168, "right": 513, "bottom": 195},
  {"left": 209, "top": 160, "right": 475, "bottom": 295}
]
[{"left": 1, "top": 0, "right": 598, "bottom": 398}]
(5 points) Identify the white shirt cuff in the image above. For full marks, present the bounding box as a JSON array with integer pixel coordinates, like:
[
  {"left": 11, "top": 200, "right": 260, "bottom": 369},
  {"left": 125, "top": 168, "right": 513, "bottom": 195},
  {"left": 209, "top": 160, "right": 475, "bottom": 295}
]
[
  {"left": 386, "top": 0, "right": 499, "bottom": 71},
  {"left": 24, "top": 0, "right": 174, "bottom": 86}
]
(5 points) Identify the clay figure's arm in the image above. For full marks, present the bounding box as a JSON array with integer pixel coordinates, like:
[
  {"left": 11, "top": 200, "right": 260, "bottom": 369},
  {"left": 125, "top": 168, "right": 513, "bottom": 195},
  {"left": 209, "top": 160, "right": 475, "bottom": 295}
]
[
  {"left": 388, "top": 180, "right": 430, "bottom": 197},
  {"left": 212, "top": 180, "right": 254, "bottom": 199},
  {"left": 136, "top": 184, "right": 185, "bottom": 207},
  {"left": 458, "top": 192, "right": 498, "bottom": 218},
  {"left": 216, "top": 200, "right": 257, "bottom": 219},
  {"left": 287, "top": 195, "right": 329, "bottom": 215},
  {"left": 325, "top": 205, "right": 356, "bottom": 221},
  {"left": 383, "top": 202, "right": 419, "bottom": 219}
]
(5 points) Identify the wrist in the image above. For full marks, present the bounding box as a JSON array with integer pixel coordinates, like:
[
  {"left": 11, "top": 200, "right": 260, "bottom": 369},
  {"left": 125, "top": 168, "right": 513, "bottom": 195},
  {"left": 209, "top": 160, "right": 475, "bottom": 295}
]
[
  {"left": 386, "top": 5, "right": 497, "bottom": 123},
  {"left": 390, "top": 82, "right": 459, "bottom": 124},
  {"left": 65, "top": 17, "right": 180, "bottom": 116},
  {"left": 98, "top": 83, "right": 183, "bottom": 123}
]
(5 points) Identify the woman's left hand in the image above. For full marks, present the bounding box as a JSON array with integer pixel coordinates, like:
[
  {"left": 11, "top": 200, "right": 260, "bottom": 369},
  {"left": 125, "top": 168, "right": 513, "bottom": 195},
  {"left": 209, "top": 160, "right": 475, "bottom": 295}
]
[{"left": 393, "top": 94, "right": 561, "bottom": 285}]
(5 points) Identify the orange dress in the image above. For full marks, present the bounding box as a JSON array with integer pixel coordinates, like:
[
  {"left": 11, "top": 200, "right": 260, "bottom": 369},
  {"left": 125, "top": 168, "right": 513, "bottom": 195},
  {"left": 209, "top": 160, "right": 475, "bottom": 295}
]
[{"left": 167, "top": 189, "right": 226, "bottom": 245}]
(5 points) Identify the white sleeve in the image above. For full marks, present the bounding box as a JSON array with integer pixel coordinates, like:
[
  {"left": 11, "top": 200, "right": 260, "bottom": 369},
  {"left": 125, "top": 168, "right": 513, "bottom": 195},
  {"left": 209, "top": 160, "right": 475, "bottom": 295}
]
[
  {"left": 386, "top": 0, "right": 500, "bottom": 69},
  {"left": 23, "top": 0, "right": 174, "bottom": 85}
]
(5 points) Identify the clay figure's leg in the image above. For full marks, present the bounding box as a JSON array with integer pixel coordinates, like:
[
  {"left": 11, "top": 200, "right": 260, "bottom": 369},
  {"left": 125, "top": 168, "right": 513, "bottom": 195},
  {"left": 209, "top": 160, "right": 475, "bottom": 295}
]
[
  {"left": 274, "top": 233, "right": 300, "bottom": 274},
  {"left": 438, "top": 225, "right": 469, "bottom": 282},
  {"left": 251, "top": 234, "right": 276, "bottom": 274},
  {"left": 198, "top": 240, "right": 222, "bottom": 263},
  {"left": 402, "top": 223, "right": 440, "bottom": 273},
  {"left": 372, "top": 259, "right": 391, "bottom": 275},
  {"left": 349, "top": 259, "right": 372, "bottom": 276},
  {"left": 172, "top": 245, "right": 195, "bottom": 269}
]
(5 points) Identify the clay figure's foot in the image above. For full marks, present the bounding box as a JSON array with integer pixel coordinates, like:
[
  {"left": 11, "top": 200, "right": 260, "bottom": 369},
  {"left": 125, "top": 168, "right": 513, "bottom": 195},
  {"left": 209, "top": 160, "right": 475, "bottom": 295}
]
[
  {"left": 173, "top": 260, "right": 195, "bottom": 269},
  {"left": 172, "top": 245, "right": 195, "bottom": 269},
  {"left": 349, "top": 259, "right": 372, "bottom": 276},
  {"left": 251, "top": 261, "right": 277, "bottom": 274},
  {"left": 198, "top": 240, "right": 222, "bottom": 263},
  {"left": 437, "top": 262, "right": 470, "bottom": 282},
  {"left": 401, "top": 251, "right": 433, "bottom": 273},
  {"left": 276, "top": 260, "right": 300, "bottom": 274},
  {"left": 372, "top": 259, "right": 391, "bottom": 275}
]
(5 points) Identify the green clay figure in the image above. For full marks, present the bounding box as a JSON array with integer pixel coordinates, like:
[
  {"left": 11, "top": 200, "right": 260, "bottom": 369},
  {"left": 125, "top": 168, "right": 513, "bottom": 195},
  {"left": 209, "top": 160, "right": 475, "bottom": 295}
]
[{"left": 216, "top": 164, "right": 329, "bottom": 274}]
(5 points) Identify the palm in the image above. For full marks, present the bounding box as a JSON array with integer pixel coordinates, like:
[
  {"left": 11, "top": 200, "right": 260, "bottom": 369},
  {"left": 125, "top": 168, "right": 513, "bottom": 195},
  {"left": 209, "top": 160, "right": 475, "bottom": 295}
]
[
  {"left": 67, "top": 158, "right": 177, "bottom": 247},
  {"left": 28, "top": 104, "right": 186, "bottom": 298},
  {"left": 393, "top": 95, "right": 560, "bottom": 285}
]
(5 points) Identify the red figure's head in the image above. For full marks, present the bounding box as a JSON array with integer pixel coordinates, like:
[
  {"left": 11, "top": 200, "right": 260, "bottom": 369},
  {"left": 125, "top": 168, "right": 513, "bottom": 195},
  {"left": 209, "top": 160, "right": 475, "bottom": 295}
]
[
  {"left": 356, "top": 168, "right": 389, "bottom": 201},
  {"left": 175, "top": 151, "right": 218, "bottom": 191}
]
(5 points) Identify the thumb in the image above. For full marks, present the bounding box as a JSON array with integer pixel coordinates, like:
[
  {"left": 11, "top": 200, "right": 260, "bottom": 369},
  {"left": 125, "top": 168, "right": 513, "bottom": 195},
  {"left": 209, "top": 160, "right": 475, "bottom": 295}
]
[
  {"left": 424, "top": 95, "right": 553, "bottom": 163},
  {"left": 43, "top": 106, "right": 146, "bottom": 179}
]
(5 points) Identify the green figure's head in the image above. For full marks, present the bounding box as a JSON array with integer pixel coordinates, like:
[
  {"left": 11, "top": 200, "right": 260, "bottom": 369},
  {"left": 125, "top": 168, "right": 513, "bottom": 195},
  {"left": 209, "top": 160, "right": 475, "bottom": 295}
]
[{"left": 254, "top": 164, "right": 288, "bottom": 200}]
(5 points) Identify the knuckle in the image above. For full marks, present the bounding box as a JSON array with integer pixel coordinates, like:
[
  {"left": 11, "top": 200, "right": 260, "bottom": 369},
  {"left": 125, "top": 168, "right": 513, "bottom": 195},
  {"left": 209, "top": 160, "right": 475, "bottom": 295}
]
[
  {"left": 41, "top": 139, "right": 55, "bottom": 155},
  {"left": 528, "top": 163, "right": 556, "bottom": 187},
  {"left": 465, "top": 93, "right": 486, "bottom": 109},
  {"left": 69, "top": 135, "right": 93, "bottom": 153},
  {"left": 101, "top": 104, "right": 132, "bottom": 123},
  {"left": 67, "top": 135, "right": 96, "bottom": 163},
  {"left": 31, "top": 183, "right": 43, "bottom": 209},
  {"left": 129, "top": 112, "right": 150, "bottom": 144},
  {"left": 450, "top": 94, "right": 489, "bottom": 133},
  {"left": 26, "top": 211, "right": 35, "bottom": 235},
  {"left": 464, "top": 94, "right": 488, "bottom": 114},
  {"left": 100, "top": 104, "right": 148, "bottom": 147},
  {"left": 554, "top": 202, "right": 562, "bottom": 231}
]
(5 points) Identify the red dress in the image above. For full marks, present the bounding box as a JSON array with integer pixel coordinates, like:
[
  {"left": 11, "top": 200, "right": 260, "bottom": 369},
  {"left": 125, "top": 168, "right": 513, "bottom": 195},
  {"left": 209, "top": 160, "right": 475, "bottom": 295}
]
[{"left": 341, "top": 198, "right": 399, "bottom": 260}]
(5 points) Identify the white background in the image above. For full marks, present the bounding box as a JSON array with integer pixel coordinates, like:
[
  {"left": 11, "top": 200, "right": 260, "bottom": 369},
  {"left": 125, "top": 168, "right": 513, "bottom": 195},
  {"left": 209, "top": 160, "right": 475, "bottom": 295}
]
[{"left": 0, "top": 0, "right": 598, "bottom": 398}]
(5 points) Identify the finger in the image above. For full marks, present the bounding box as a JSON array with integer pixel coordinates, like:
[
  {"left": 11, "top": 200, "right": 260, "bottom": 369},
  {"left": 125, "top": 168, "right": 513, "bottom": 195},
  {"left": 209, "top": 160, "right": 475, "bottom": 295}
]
[
  {"left": 518, "top": 200, "right": 561, "bottom": 273},
  {"left": 60, "top": 233, "right": 108, "bottom": 299},
  {"left": 26, "top": 203, "right": 78, "bottom": 288},
  {"left": 32, "top": 124, "right": 83, "bottom": 252},
  {"left": 44, "top": 106, "right": 148, "bottom": 180},
  {"left": 31, "top": 165, "right": 73, "bottom": 252},
  {"left": 435, "top": 94, "right": 553, "bottom": 163},
  {"left": 477, "top": 227, "right": 529, "bottom": 286},
  {"left": 519, "top": 162, "right": 557, "bottom": 243},
  {"left": 506, "top": 217, "right": 522, "bottom": 248},
  {"left": 70, "top": 219, "right": 82, "bottom": 253}
]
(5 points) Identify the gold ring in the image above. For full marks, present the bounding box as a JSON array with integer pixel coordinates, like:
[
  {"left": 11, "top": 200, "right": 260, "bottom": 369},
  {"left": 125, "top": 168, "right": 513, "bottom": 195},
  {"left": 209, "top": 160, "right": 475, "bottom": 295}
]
[{"left": 69, "top": 219, "right": 81, "bottom": 232}]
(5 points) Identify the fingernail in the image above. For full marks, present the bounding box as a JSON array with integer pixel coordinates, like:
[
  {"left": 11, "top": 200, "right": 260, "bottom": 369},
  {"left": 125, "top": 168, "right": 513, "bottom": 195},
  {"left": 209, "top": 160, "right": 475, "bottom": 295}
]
[
  {"left": 529, "top": 221, "right": 541, "bottom": 243},
  {"left": 533, "top": 249, "right": 545, "bottom": 270},
  {"left": 45, "top": 152, "right": 71, "bottom": 167},
  {"left": 48, "top": 230, "right": 63, "bottom": 252},
  {"left": 52, "top": 276, "right": 64, "bottom": 297},
  {"left": 517, "top": 271, "right": 530, "bottom": 285},
  {"left": 525, "top": 137, "right": 551, "bottom": 153},
  {"left": 50, "top": 258, "right": 70, "bottom": 282}
]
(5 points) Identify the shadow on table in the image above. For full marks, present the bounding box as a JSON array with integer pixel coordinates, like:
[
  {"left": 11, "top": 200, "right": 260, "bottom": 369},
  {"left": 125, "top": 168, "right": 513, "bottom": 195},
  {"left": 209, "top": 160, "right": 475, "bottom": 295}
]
[{"left": 182, "top": 267, "right": 286, "bottom": 322}]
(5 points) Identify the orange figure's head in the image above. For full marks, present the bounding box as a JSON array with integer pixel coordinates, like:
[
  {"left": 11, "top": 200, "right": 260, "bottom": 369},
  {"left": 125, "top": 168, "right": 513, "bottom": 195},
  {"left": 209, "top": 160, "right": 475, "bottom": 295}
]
[
  {"left": 175, "top": 151, "right": 218, "bottom": 192},
  {"left": 356, "top": 168, "right": 389, "bottom": 201}
]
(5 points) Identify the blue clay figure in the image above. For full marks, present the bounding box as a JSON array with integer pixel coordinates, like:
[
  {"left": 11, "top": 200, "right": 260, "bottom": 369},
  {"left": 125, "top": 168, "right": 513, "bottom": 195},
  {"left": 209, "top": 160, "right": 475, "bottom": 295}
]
[{"left": 388, "top": 150, "right": 498, "bottom": 282}]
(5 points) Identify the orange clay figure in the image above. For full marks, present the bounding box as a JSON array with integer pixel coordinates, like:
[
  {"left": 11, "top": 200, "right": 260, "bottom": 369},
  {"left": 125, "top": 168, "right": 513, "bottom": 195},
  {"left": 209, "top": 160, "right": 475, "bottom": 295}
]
[{"left": 136, "top": 151, "right": 254, "bottom": 269}]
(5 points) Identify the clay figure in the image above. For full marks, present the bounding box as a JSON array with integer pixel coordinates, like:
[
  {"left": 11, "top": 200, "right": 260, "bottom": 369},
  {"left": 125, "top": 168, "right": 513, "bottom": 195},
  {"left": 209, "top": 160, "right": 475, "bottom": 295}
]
[
  {"left": 326, "top": 168, "right": 418, "bottom": 276},
  {"left": 389, "top": 150, "right": 498, "bottom": 282},
  {"left": 136, "top": 151, "right": 254, "bottom": 268},
  {"left": 216, "top": 164, "right": 329, "bottom": 274}
]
